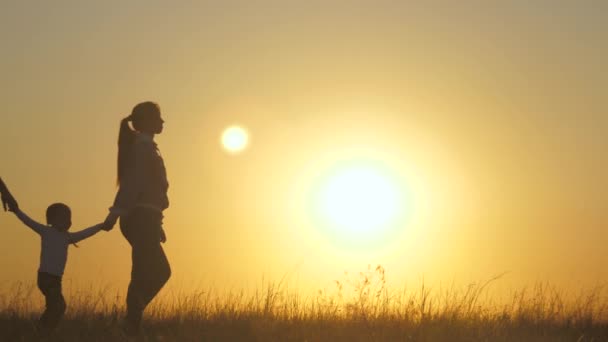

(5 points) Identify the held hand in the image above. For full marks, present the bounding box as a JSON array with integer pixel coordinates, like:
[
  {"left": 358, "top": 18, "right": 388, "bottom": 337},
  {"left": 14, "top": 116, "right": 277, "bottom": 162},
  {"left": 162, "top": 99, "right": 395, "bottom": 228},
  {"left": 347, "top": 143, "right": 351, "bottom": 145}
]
[
  {"left": 0, "top": 178, "right": 8, "bottom": 212},
  {"left": 103, "top": 212, "right": 119, "bottom": 231},
  {"left": 160, "top": 228, "right": 167, "bottom": 243},
  {"left": 101, "top": 221, "right": 113, "bottom": 231},
  {"left": 6, "top": 198, "right": 19, "bottom": 212},
  {"left": 1, "top": 195, "right": 7, "bottom": 212},
  {"left": 1, "top": 192, "right": 18, "bottom": 213}
]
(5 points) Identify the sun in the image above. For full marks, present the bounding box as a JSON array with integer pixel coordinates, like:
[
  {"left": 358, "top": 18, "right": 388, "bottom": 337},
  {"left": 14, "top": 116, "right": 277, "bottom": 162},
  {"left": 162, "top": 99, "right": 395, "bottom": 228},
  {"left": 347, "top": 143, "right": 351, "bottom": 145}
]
[
  {"left": 321, "top": 167, "right": 400, "bottom": 232},
  {"left": 221, "top": 125, "right": 249, "bottom": 154},
  {"left": 309, "top": 161, "right": 407, "bottom": 251}
]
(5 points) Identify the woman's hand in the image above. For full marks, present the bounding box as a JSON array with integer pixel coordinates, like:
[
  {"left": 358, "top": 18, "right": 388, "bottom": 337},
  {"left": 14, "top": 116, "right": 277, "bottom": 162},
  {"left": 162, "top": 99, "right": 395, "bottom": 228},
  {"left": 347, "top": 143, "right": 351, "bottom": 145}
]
[
  {"left": 160, "top": 228, "right": 167, "bottom": 243},
  {"left": 103, "top": 212, "right": 120, "bottom": 231}
]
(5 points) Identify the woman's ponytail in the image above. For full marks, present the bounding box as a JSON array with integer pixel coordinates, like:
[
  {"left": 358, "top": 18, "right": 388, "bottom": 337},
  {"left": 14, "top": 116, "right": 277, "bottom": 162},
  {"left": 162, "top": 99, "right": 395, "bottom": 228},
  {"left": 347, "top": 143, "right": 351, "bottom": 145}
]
[{"left": 117, "top": 115, "right": 136, "bottom": 186}]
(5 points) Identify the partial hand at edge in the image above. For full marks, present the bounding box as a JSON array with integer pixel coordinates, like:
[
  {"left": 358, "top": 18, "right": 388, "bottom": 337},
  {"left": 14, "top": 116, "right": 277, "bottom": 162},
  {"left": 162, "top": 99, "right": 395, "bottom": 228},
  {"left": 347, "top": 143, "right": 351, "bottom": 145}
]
[{"left": 0, "top": 178, "right": 19, "bottom": 212}]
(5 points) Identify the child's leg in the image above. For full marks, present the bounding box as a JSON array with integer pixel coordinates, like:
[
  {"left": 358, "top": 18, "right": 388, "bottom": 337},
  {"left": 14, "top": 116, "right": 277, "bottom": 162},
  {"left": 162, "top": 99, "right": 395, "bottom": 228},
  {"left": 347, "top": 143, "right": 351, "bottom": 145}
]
[
  {"left": 37, "top": 272, "right": 52, "bottom": 330},
  {"left": 37, "top": 272, "right": 66, "bottom": 334},
  {"left": 45, "top": 287, "right": 66, "bottom": 331}
]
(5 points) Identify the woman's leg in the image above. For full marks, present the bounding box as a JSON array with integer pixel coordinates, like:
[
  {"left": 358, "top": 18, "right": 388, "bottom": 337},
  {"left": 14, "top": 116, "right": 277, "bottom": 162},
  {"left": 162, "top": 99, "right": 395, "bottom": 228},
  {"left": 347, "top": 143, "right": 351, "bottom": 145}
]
[
  {"left": 120, "top": 209, "right": 171, "bottom": 330},
  {"left": 121, "top": 214, "right": 145, "bottom": 329},
  {"left": 141, "top": 242, "right": 171, "bottom": 305}
]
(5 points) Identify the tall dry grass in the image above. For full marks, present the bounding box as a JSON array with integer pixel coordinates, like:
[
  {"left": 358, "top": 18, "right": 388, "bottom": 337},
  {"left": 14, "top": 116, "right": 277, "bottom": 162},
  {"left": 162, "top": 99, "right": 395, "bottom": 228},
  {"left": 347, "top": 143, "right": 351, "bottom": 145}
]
[{"left": 1, "top": 266, "right": 608, "bottom": 341}]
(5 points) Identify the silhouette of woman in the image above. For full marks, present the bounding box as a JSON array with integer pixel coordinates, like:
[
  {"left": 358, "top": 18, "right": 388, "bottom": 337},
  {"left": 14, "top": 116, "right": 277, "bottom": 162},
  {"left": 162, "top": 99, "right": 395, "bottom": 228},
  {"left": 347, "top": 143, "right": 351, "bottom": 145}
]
[{"left": 104, "top": 102, "right": 170, "bottom": 335}]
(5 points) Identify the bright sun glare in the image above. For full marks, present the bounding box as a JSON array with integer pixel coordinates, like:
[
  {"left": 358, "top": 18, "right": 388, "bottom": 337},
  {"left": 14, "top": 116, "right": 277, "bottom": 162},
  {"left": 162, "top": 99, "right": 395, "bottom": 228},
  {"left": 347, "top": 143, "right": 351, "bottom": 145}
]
[
  {"left": 321, "top": 168, "right": 399, "bottom": 232},
  {"left": 221, "top": 125, "right": 249, "bottom": 154},
  {"left": 310, "top": 162, "right": 406, "bottom": 251}
]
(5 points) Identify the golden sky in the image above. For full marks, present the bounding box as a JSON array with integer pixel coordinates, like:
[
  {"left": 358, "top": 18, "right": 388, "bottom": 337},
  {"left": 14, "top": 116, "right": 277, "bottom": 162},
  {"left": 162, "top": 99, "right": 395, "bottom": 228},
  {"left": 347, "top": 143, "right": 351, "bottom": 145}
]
[{"left": 0, "top": 1, "right": 606, "bottom": 294}]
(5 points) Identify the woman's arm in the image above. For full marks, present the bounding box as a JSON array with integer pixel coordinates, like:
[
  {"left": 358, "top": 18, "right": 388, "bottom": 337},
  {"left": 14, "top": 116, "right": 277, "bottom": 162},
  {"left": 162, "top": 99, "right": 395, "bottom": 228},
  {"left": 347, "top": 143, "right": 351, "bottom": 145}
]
[
  {"left": 110, "top": 142, "right": 153, "bottom": 215},
  {"left": 69, "top": 223, "right": 104, "bottom": 243}
]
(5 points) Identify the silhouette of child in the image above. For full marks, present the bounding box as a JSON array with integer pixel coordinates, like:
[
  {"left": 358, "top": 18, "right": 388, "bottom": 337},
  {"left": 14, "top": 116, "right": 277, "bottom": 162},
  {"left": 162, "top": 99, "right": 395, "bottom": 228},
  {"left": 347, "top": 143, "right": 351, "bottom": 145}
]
[{"left": 1, "top": 180, "right": 109, "bottom": 335}]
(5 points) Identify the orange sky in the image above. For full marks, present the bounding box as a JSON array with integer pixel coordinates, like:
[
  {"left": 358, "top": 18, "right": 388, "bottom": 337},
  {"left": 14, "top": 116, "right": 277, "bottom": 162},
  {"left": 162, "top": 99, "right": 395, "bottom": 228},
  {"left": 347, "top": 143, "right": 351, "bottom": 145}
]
[{"left": 0, "top": 1, "right": 606, "bottom": 295}]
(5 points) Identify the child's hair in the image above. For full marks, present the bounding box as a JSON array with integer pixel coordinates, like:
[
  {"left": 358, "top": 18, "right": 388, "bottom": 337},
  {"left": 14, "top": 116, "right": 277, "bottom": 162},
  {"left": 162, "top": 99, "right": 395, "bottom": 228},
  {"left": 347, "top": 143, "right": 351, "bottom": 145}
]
[
  {"left": 47, "top": 203, "right": 78, "bottom": 246},
  {"left": 46, "top": 203, "right": 71, "bottom": 225},
  {"left": 117, "top": 101, "right": 160, "bottom": 186}
]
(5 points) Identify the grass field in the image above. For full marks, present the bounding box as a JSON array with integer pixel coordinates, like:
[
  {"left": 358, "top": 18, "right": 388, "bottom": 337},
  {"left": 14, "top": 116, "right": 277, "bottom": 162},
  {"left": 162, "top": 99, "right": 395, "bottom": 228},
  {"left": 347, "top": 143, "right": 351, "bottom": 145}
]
[{"left": 1, "top": 267, "right": 607, "bottom": 341}]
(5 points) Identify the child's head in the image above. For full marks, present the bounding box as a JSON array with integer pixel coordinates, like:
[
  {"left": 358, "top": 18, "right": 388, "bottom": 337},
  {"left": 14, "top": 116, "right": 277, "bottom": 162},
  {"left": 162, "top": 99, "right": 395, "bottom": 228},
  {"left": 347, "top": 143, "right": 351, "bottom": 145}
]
[{"left": 46, "top": 203, "right": 72, "bottom": 231}]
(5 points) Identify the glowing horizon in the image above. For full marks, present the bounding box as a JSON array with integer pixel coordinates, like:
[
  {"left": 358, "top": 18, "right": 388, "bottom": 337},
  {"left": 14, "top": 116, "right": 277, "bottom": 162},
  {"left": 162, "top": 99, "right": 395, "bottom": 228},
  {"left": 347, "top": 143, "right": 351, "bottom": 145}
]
[{"left": 0, "top": 1, "right": 606, "bottom": 296}]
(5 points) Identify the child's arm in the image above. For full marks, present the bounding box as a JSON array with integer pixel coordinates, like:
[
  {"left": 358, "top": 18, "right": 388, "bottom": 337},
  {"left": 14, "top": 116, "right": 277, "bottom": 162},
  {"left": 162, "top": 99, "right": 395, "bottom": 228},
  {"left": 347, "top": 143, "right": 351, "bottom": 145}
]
[
  {"left": 68, "top": 223, "right": 105, "bottom": 244},
  {"left": 0, "top": 179, "right": 43, "bottom": 234},
  {"left": 12, "top": 208, "right": 46, "bottom": 235}
]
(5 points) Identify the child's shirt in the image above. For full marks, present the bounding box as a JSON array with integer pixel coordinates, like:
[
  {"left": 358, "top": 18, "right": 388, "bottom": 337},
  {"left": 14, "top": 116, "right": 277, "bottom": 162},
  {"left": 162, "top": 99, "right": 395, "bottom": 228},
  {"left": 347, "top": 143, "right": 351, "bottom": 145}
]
[{"left": 14, "top": 209, "right": 103, "bottom": 277}]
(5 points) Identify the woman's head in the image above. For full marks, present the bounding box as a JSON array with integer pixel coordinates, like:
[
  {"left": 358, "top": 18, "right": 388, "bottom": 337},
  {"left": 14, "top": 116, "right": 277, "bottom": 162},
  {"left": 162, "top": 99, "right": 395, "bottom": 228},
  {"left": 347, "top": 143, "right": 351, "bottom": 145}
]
[
  {"left": 117, "top": 101, "right": 164, "bottom": 185},
  {"left": 131, "top": 102, "right": 164, "bottom": 135}
]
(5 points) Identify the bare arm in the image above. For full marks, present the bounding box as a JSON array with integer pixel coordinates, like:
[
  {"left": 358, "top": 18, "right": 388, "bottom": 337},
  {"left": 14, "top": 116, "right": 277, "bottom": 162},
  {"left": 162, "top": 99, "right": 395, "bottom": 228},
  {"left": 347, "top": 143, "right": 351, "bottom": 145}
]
[
  {"left": 69, "top": 224, "right": 104, "bottom": 243},
  {"left": 12, "top": 208, "right": 46, "bottom": 235}
]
